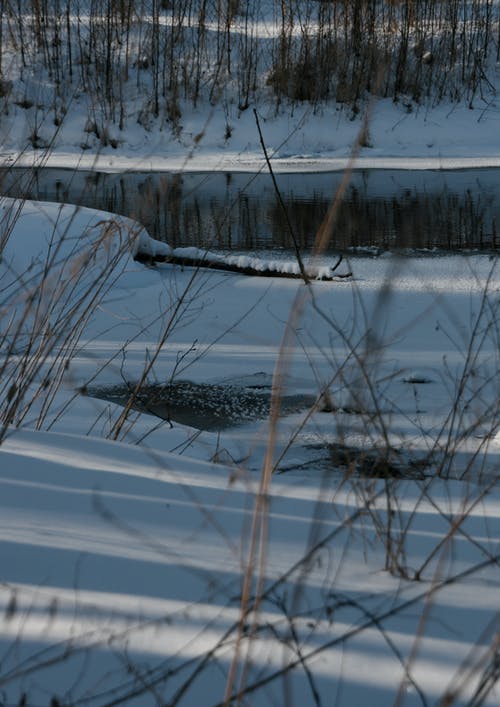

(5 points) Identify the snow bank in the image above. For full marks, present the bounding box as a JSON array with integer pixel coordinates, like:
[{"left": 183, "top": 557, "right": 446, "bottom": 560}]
[{"left": 0, "top": 427, "right": 498, "bottom": 705}]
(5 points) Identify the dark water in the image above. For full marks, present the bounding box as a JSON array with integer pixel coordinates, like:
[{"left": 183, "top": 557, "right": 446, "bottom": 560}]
[
  {"left": 89, "top": 375, "right": 317, "bottom": 431},
  {"left": 1, "top": 167, "right": 499, "bottom": 252}
]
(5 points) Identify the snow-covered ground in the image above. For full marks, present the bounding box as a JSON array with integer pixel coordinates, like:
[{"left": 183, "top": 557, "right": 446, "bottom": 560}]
[
  {"left": 1, "top": 7, "right": 499, "bottom": 174},
  {"left": 0, "top": 4, "right": 499, "bottom": 702},
  {"left": 3, "top": 93, "right": 500, "bottom": 174},
  {"left": 0, "top": 196, "right": 498, "bottom": 705}
]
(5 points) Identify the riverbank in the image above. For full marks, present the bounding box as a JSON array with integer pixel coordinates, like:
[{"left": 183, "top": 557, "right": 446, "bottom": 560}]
[{"left": 3, "top": 95, "right": 500, "bottom": 174}]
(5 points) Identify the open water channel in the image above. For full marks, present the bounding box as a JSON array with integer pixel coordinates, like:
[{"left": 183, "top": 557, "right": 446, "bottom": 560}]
[{"left": 1, "top": 166, "right": 499, "bottom": 253}]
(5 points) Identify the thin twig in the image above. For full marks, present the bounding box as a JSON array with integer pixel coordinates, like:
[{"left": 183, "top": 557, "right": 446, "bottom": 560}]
[{"left": 253, "top": 108, "right": 310, "bottom": 284}]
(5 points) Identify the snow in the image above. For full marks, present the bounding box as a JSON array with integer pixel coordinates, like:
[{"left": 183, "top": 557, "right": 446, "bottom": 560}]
[
  {"left": 164, "top": 246, "right": 341, "bottom": 278},
  {"left": 0, "top": 194, "right": 498, "bottom": 705},
  {"left": 0, "top": 6, "right": 499, "bottom": 703},
  {"left": 3, "top": 97, "right": 500, "bottom": 174},
  {"left": 0, "top": 427, "right": 498, "bottom": 705}
]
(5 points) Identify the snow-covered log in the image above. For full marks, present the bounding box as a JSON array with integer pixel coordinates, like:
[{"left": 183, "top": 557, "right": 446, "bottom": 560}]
[{"left": 134, "top": 246, "right": 352, "bottom": 281}]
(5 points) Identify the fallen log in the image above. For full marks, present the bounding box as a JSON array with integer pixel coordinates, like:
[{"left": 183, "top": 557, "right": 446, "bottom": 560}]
[{"left": 134, "top": 249, "right": 352, "bottom": 281}]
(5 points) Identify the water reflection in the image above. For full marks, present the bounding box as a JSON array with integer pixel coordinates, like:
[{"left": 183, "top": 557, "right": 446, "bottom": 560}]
[{"left": 1, "top": 167, "right": 498, "bottom": 252}]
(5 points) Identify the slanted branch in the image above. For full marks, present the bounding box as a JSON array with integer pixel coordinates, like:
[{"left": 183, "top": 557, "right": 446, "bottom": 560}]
[{"left": 134, "top": 249, "right": 352, "bottom": 281}]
